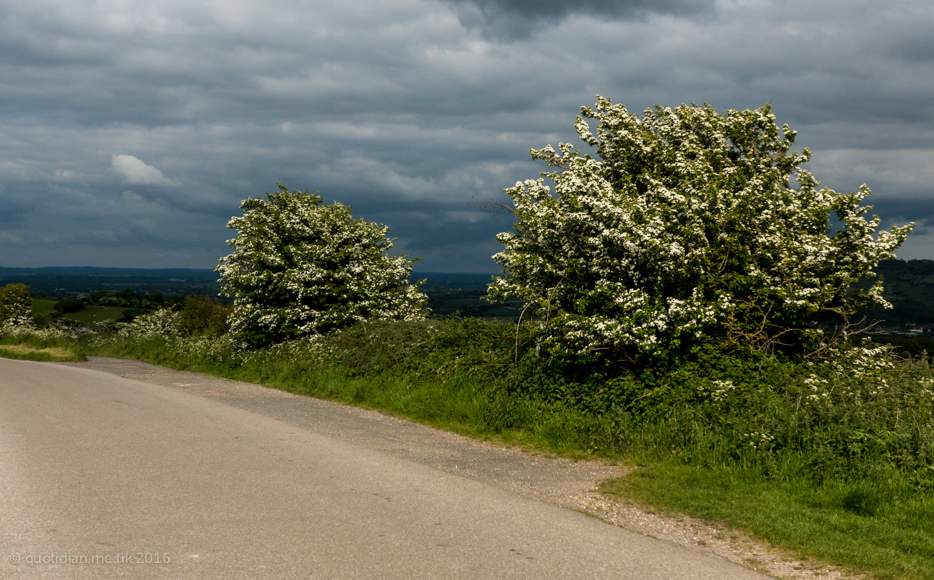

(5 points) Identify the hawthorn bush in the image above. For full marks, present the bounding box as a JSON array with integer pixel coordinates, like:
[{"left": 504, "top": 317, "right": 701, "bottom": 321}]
[
  {"left": 489, "top": 97, "right": 914, "bottom": 367},
  {"left": 0, "top": 283, "right": 32, "bottom": 327},
  {"left": 217, "top": 185, "right": 427, "bottom": 347}
]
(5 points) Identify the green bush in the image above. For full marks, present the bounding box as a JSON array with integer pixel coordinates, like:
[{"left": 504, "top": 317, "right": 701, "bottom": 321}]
[
  {"left": 117, "top": 308, "right": 150, "bottom": 323},
  {"left": 177, "top": 296, "right": 231, "bottom": 337},
  {"left": 144, "top": 290, "right": 165, "bottom": 304},
  {"left": 53, "top": 298, "right": 86, "bottom": 316},
  {"left": 114, "top": 289, "right": 140, "bottom": 301}
]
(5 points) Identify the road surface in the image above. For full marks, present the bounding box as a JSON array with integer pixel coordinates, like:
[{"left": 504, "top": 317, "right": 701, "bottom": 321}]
[{"left": 0, "top": 357, "right": 769, "bottom": 579}]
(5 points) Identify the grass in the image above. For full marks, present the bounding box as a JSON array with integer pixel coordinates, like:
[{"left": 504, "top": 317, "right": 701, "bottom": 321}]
[
  {"left": 601, "top": 462, "right": 934, "bottom": 580},
  {"left": 61, "top": 306, "right": 130, "bottom": 324},
  {"left": 0, "top": 343, "right": 85, "bottom": 362},
  {"left": 0, "top": 333, "right": 86, "bottom": 362},
  {"left": 31, "top": 298, "right": 134, "bottom": 324},
  {"left": 30, "top": 298, "right": 57, "bottom": 317}
]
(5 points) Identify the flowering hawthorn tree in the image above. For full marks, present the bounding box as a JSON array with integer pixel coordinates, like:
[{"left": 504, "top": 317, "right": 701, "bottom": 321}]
[
  {"left": 217, "top": 185, "right": 427, "bottom": 347},
  {"left": 489, "top": 97, "right": 914, "bottom": 364},
  {"left": 0, "top": 283, "right": 32, "bottom": 328}
]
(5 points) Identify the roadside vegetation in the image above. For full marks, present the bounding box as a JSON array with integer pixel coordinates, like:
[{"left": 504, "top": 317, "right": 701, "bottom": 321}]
[
  {"left": 0, "top": 323, "right": 87, "bottom": 362},
  {"left": 0, "top": 340, "right": 85, "bottom": 362},
  {"left": 2, "top": 99, "right": 933, "bottom": 579}
]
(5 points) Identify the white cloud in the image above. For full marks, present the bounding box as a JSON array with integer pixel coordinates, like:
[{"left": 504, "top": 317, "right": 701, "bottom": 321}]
[
  {"left": 807, "top": 148, "right": 934, "bottom": 199},
  {"left": 111, "top": 154, "right": 180, "bottom": 187}
]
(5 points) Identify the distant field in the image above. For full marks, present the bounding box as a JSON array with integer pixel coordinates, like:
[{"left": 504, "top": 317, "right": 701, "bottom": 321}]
[
  {"left": 31, "top": 299, "right": 134, "bottom": 323},
  {"left": 427, "top": 294, "right": 523, "bottom": 320},
  {"left": 31, "top": 299, "right": 57, "bottom": 317},
  {"left": 1, "top": 266, "right": 220, "bottom": 299}
]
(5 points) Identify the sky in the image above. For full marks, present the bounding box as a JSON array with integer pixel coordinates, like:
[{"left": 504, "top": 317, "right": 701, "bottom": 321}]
[{"left": 1, "top": 0, "right": 933, "bottom": 273}]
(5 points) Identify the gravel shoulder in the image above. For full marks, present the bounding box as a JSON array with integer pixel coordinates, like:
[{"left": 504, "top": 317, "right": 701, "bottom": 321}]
[{"left": 66, "top": 356, "right": 859, "bottom": 580}]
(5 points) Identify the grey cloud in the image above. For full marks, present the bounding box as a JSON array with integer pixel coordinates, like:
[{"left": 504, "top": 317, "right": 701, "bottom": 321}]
[
  {"left": 865, "top": 197, "right": 934, "bottom": 261},
  {"left": 2, "top": 0, "right": 934, "bottom": 271},
  {"left": 0, "top": 179, "right": 231, "bottom": 269},
  {"left": 441, "top": 0, "right": 713, "bottom": 40}
]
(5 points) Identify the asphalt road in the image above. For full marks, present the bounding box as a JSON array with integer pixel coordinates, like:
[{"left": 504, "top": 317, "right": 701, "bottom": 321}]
[{"left": 0, "top": 357, "right": 769, "bottom": 579}]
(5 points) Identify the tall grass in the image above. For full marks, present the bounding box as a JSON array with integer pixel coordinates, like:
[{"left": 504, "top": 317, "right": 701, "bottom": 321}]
[{"left": 0, "top": 325, "right": 87, "bottom": 361}]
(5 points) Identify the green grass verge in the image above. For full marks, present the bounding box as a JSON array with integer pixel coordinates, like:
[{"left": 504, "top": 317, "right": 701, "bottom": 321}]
[
  {"left": 59, "top": 305, "right": 129, "bottom": 324},
  {"left": 0, "top": 334, "right": 86, "bottom": 362},
  {"left": 601, "top": 462, "right": 934, "bottom": 580},
  {"left": 0, "top": 344, "right": 85, "bottom": 362}
]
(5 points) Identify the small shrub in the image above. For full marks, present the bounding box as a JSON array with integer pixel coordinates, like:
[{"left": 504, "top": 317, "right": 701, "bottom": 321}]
[
  {"left": 113, "top": 309, "right": 181, "bottom": 341},
  {"left": 117, "top": 308, "right": 150, "bottom": 323},
  {"left": 114, "top": 289, "right": 140, "bottom": 301},
  {"left": 177, "top": 296, "right": 231, "bottom": 337},
  {"left": 144, "top": 290, "right": 165, "bottom": 304},
  {"left": 53, "top": 298, "right": 85, "bottom": 316}
]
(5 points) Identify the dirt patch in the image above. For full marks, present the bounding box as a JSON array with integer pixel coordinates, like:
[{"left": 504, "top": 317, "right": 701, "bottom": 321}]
[{"left": 66, "top": 356, "right": 859, "bottom": 580}]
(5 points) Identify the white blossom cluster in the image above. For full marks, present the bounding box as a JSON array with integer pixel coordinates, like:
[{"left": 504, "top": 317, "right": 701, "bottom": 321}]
[
  {"left": 743, "top": 431, "right": 776, "bottom": 450},
  {"left": 0, "top": 314, "right": 33, "bottom": 330},
  {"left": 694, "top": 378, "right": 736, "bottom": 402},
  {"left": 490, "top": 97, "right": 914, "bottom": 362},
  {"left": 217, "top": 185, "right": 427, "bottom": 346},
  {"left": 0, "top": 321, "right": 91, "bottom": 341},
  {"left": 113, "top": 308, "right": 181, "bottom": 341},
  {"left": 795, "top": 339, "right": 899, "bottom": 403},
  {"left": 0, "top": 283, "right": 32, "bottom": 328},
  {"left": 171, "top": 334, "right": 333, "bottom": 367},
  {"left": 169, "top": 335, "right": 246, "bottom": 365}
]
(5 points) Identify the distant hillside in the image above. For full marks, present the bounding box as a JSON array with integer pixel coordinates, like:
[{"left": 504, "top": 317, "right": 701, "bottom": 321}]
[
  {"left": 0, "top": 267, "right": 500, "bottom": 298},
  {"left": 412, "top": 272, "right": 495, "bottom": 292},
  {"left": 411, "top": 272, "right": 522, "bottom": 319},
  {"left": 6, "top": 263, "right": 925, "bottom": 326},
  {"left": 0, "top": 267, "right": 520, "bottom": 319},
  {"left": 856, "top": 259, "right": 934, "bottom": 326},
  {"left": 0, "top": 267, "right": 221, "bottom": 299}
]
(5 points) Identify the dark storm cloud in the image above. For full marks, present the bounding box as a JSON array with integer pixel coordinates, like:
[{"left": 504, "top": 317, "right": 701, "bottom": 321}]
[
  {"left": 1, "top": 0, "right": 933, "bottom": 270},
  {"left": 440, "top": 0, "right": 713, "bottom": 41}
]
